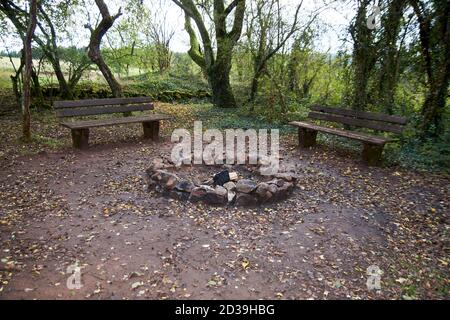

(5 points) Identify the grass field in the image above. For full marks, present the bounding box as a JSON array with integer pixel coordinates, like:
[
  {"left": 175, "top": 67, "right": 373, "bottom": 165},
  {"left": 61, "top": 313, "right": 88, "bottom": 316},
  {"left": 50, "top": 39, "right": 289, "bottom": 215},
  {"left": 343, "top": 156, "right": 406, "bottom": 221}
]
[{"left": 0, "top": 56, "right": 110, "bottom": 88}]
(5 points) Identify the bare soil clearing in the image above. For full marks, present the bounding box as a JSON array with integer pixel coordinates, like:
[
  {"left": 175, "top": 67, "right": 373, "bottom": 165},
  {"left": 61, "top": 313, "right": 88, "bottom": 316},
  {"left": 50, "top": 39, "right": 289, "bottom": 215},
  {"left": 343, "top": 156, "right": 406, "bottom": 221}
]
[{"left": 0, "top": 104, "right": 448, "bottom": 300}]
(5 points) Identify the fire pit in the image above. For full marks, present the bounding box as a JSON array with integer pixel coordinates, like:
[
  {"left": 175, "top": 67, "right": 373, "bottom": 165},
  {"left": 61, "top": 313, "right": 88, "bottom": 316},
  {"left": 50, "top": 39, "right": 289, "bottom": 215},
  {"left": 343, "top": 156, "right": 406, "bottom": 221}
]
[{"left": 145, "top": 158, "right": 297, "bottom": 206}]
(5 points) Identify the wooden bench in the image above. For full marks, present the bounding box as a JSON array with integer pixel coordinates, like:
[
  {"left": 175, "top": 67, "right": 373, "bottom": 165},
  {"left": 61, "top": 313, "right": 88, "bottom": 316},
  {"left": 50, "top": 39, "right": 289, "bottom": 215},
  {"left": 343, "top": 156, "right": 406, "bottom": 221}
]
[
  {"left": 289, "top": 105, "right": 407, "bottom": 165},
  {"left": 54, "top": 97, "right": 171, "bottom": 149}
]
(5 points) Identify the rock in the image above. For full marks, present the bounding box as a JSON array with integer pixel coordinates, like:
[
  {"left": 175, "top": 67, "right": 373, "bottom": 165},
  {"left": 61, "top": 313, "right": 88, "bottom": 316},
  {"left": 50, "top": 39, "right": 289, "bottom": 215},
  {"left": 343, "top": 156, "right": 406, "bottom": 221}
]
[
  {"left": 148, "top": 158, "right": 173, "bottom": 172},
  {"left": 267, "top": 178, "right": 285, "bottom": 187},
  {"left": 204, "top": 189, "right": 227, "bottom": 205},
  {"left": 223, "top": 181, "right": 236, "bottom": 191},
  {"left": 151, "top": 170, "right": 179, "bottom": 190},
  {"left": 227, "top": 191, "right": 236, "bottom": 203},
  {"left": 191, "top": 185, "right": 227, "bottom": 205},
  {"left": 168, "top": 190, "right": 190, "bottom": 201},
  {"left": 268, "top": 184, "right": 278, "bottom": 195},
  {"left": 192, "top": 176, "right": 202, "bottom": 186},
  {"left": 190, "top": 187, "right": 207, "bottom": 202},
  {"left": 146, "top": 178, "right": 157, "bottom": 191},
  {"left": 145, "top": 168, "right": 155, "bottom": 179},
  {"left": 274, "top": 182, "right": 294, "bottom": 199},
  {"left": 235, "top": 193, "right": 258, "bottom": 206},
  {"left": 145, "top": 167, "right": 163, "bottom": 189},
  {"left": 274, "top": 172, "right": 297, "bottom": 182},
  {"left": 200, "top": 185, "right": 216, "bottom": 192},
  {"left": 165, "top": 177, "right": 178, "bottom": 190},
  {"left": 255, "top": 183, "right": 273, "bottom": 202},
  {"left": 175, "top": 180, "right": 195, "bottom": 193},
  {"left": 215, "top": 186, "right": 228, "bottom": 197},
  {"left": 190, "top": 185, "right": 214, "bottom": 201},
  {"left": 150, "top": 158, "right": 165, "bottom": 171},
  {"left": 236, "top": 179, "right": 257, "bottom": 193}
]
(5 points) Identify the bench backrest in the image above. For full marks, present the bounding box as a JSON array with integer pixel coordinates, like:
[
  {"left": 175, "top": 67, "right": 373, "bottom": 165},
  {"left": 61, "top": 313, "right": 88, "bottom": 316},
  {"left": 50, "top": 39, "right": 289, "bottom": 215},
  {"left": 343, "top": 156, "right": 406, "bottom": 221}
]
[
  {"left": 54, "top": 97, "right": 154, "bottom": 118},
  {"left": 308, "top": 105, "right": 407, "bottom": 134}
]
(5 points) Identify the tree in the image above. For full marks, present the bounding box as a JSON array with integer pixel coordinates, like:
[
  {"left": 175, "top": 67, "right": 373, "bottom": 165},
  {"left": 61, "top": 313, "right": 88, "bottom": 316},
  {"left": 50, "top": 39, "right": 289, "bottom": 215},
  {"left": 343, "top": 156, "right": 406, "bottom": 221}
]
[
  {"left": 85, "top": 0, "right": 123, "bottom": 98},
  {"left": 409, "top": 0, "right": 450, "bottom": 137},
  {"left": 0, "top": 0, "right": 90, "bottom": 99},
  {"left": 173, "top": 0, "right": 246, "bottom": 108},
  {"left": 148, "top": 0, "right": 175, "bottom": 73},
  {"left": 103, "top": 0, "right": 148, "bottom": 77},
  {"left": 350, "top": 0, "right": 377, "bottom": 111},
  {"left": 287, "top": 32, "right": 325, "bottom": 101},
  {"left": 245, "top": 0, "right": 303, "bottom": 101},
  {"left": 22, "top": 0, "right": 37, "bottom": 141},
  {"left": 377, "top": 0, "right": 407, "bottom": 114}
]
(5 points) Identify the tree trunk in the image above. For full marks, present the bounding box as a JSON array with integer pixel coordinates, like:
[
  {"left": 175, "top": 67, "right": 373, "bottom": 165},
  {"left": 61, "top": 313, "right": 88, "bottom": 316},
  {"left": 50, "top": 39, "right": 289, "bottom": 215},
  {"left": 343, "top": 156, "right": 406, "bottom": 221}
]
[
  {"left": 351, "top": 0, "right": 375, "bottom": 111},
  {"left": 208, "top": 58, "right": 236, "bottom": 108},
  {"left": 421, "top": 75, "right": 449, "bottom": 136},
  {"left": 249, "top": 56, "right": 266, "bottom": 102},
  {"left": 249, "top": 75, "right": 259, "bottom": 102},
  {"left": 11, "top": 52, "right": 24, "bottom": 109},
  {"left": 88, "top": 47, "right": 123, "bottom": 98},
  {"left": 22, "top": 0, "right": 37, "bottom": 142},
  {"left": 11, "top": 74, "right": 22, "bottom": 109},
  {"left": 410, "top": 0, "right": 450, "bottom": 137},
  {"left": 51, "top": 60, "right": 72, "bottom": 99},
  {"left": 86, "top": 0, "right": 123, "bottom": 98},
  {"left": 378, "top": 0, "right": 406, "bottom": 114},
  {"left": 175, "top": 0, "right": 245, "bottom": 108}
]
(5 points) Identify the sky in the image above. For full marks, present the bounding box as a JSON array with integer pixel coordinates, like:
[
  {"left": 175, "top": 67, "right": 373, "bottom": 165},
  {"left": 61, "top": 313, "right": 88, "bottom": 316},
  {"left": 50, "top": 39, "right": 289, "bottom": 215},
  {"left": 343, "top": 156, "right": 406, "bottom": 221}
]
[
  {"left": 162, "top": 0, "right": 355, "bottom": 53},
  {"left": 0, "top": 0, "right": 356, "bottom": 54}
]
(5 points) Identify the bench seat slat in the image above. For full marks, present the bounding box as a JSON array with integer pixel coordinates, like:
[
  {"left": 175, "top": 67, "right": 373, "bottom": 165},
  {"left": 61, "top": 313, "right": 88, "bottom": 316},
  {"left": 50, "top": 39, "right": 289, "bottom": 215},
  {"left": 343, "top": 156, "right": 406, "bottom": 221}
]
[
  {"left": 60, "top": 114, "right": 171, "bottom": 130},
  {"left": 289, "top": 121, "right": 392, "bottom": 145},
  {"left": 54, "top": 97, "right": 153, "bottom": 109},
  {"left": 309, "top": 111, "right": 405, "bottom": 134},
  {"left": 56, "top": 103, "right": 153, "bottom": 117},
  {"left": 310, "top": 105, "right": 407, "bottom": 125}
]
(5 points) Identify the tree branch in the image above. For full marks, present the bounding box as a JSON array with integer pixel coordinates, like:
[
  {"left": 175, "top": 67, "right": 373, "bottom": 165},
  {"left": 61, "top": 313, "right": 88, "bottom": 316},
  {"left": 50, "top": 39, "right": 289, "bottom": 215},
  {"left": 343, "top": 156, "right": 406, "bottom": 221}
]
[
  {"left": 224, "top": 0, "right": 239, "bottom": 16},
  {"left": 184, "top": 15, "right": 206, "bottom": 70},
  {"left": 228, "top": 0, "right": 245, "bottom": 42}
]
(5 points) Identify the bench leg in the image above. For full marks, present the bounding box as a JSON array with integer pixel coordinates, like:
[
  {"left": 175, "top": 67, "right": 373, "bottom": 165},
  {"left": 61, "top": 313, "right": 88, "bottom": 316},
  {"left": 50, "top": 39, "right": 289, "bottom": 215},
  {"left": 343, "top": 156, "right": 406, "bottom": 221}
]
[
  {"left": 143, "top": 121, "right": 160, "bottom": 141},
  {"left": 298, "top": 128, "right": 317, "bottom": 148},
  {"left": 362, "top": 143, "right": 383, "bottom": 166},
  {"left": 71, "top": 128, "right": 89, "bottom": 149}
]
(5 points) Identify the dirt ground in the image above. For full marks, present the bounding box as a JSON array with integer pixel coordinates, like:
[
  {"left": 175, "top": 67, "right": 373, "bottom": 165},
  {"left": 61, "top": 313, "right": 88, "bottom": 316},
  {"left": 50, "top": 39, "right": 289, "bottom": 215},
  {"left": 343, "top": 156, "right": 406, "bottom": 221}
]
[{"left": 0, "top": 105, "right": 448, "bottom": 300}]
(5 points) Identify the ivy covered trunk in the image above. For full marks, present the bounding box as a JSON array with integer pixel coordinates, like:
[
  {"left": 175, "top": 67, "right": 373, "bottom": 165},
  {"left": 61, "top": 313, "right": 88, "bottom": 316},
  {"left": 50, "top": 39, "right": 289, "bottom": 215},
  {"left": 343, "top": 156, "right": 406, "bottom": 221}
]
[
  {"left": 378, "top": 0, "right": 406, "bottom": 114},
  {"left": 411, "top": 0, "right": 450, "bottom": 137},
  {"left": 209, "top": 65, "right": 236, "bottom": 108},
  {"left": 208, "top": 40, "right": 237, "bottom": 108},
  {"left": 350, "top": 0, "right": 375, "bottom": 111},
  {"left": 421, "top": 76, "right": 449, "bottom": 136}
]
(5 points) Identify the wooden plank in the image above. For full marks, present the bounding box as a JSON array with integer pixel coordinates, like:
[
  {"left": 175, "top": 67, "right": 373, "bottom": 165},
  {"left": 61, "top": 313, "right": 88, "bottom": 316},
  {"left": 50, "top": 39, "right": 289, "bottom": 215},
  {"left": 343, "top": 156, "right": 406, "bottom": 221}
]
[
  {"left": 308, "top": 111, "right": 405, "bottom": 134},
  {"left": 362, "top": 143, "right": 383, "bottom": 166},
  {"left": 143, "top": 121, "right": 160, "bottom": 141},
  {"left": 310, "top": 105, "right": 407, "bottom": 125},
  {"left": 298, "top": 127, "right": 317, "bottom": 148},
  {"left": 60, "top": 114, "right": 171, "bottom": 129},
  {"left": 53, "top": 97, "right": 153, "bottom": 109},
  {"left": 71, "top": 128, "right": 89, "bottom": 149},
  {"left": 289, "top": 121, "right": 391, "bottom": 145},
  {"left": 55, "top": 103, "right": 153, "bottom": 117}
]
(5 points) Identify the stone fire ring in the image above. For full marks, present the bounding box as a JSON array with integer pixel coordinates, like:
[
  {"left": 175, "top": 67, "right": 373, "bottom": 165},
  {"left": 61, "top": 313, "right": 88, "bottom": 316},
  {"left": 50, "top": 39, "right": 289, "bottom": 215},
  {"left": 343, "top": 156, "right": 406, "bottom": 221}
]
[{"left": 145, "top": 164, "right": 297, "bottom": 207}]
